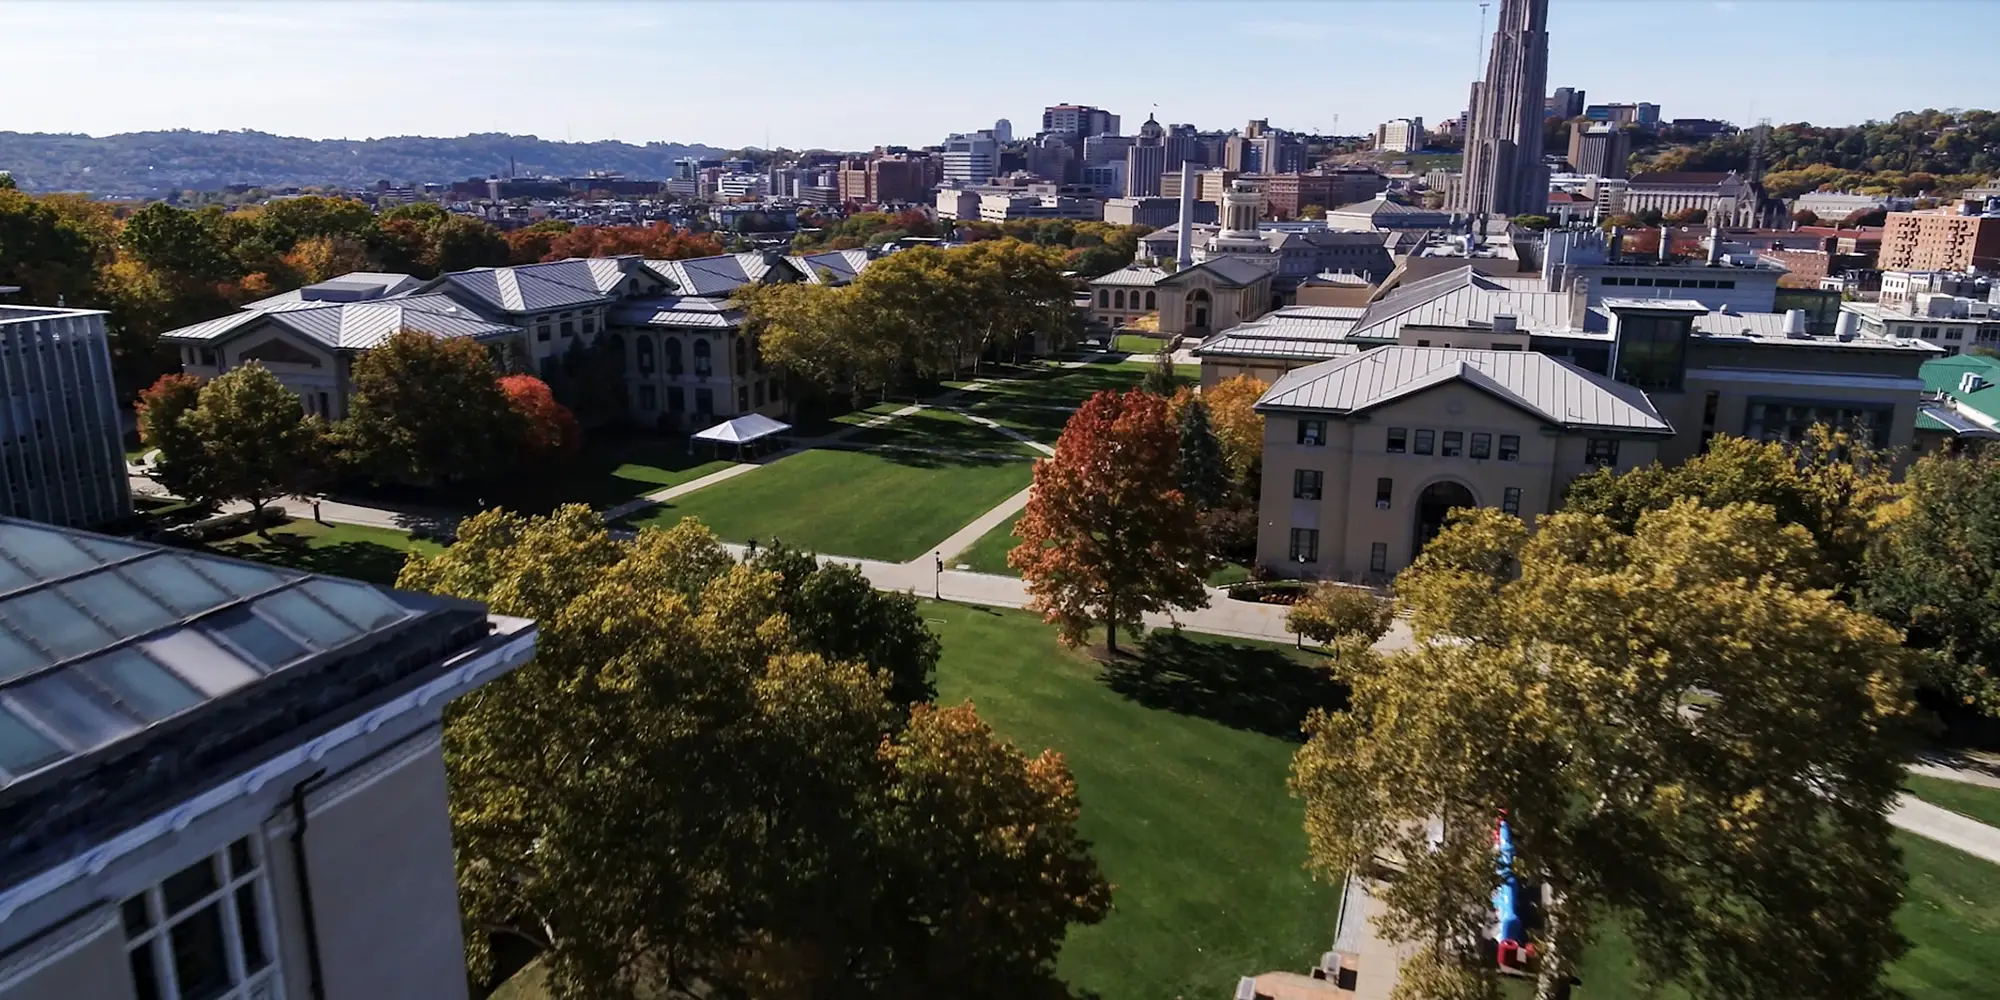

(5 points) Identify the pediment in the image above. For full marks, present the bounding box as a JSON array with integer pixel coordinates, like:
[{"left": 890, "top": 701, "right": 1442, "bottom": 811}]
[{"left": 237, "top": 336, "right": 324, "bottom": 368}]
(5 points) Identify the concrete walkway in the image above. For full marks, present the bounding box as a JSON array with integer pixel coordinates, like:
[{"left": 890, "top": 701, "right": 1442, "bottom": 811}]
[
  {"left": 1910, "top": 755, "right": 2000, "bottom": 790},
  {"left": 934, "top": 487, "right": 1032, "bottom": 564},
  {"left": 1890, "top": 795, "right": 2000, "bottom": 865}
]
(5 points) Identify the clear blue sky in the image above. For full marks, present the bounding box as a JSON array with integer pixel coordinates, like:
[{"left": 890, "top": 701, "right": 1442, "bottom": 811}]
[{"left": 1, "top": 1, "right": 1991, "bottom": 150}]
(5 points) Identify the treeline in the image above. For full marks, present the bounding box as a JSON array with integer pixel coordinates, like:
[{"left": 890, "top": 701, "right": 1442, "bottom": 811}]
[
  {"left": 0, "top": 181, "right": 720, "bottom": 399},
  {"left": 792, "top": 209, "right": 1147, "bottom": 279},
  {"left": 743, "top": 239, "right": 1081, "bottom": 398},
  {"left": 139, "top": 332, "right": 584, "bottom": 519},
  {"left": 1638, "top": 108, "right": 1997, "bottom": 197}
]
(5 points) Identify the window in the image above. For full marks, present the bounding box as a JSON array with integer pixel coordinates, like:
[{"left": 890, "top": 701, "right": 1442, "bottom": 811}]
[
  {"left": 1145, "top": 290, "right": 1156, "bottom": 310},
  {"left": 639, "top": 385, "right": 658, "bottom": 410},
  {"left": 737, "top": 386, "right": 750, "bottom": 412},
  {"left": 537, "top": 325, "right": 551, "bottom": 342},
  {"left": 198, "top": 348, "right": 217, "bottom": 367},
  {"left": 317, "top": 392, "right": 329, "bottom": 418},
  {"left": 1585, "top": 438, "right": 1620, "bottom": 468},
  {"left": 1114, "top": 289, "right": 1126, "bottom": 309},
  {"left": 1293, "top": 469, "right": 1323, "bottom": 500},
  {"left": 1369, "top": 542, "right": 1388, "bottom": 574},
  {"left": 735, "top": 336, "right": 748, "bottom": 376},
  {"left": 1897, "top": 325, "right": 1915, "bottom": 336},
  {"left": 582, "top": 316, "right": 597, "bottom": 335},
  {"left": 1414, "top": 429, "right": 1435, "bottom": 455},
  {"left": 1502, "top": 487, "right": 1522, "bottom": 516},
  {"left": 123, "top": 839, "right": 279, "bottom": 1000},
  {"left": 1717, "top": 280, "right": 1735, "bottom": 289},
  {"left": 1387, "top": 427, "right": 1408, "bottom": 453},
  {"left": 1470, "top": 432, "right": 1491, "bottom": 459},
  {"left": 665, "top": 338, "right": 684, "bottom": 375},
  {"left": 1441, "top": 431, "right": 1463, "bottom": 457},
  {"left": 695, "top": 388, "right": 714, "bottom": 416},
  {"left": 1745, "top": 399, "right": 1895, "bottom": 449},
  {"left": 1614, "top": 313, "right": 1691, "bottom": 391},
  {"left": 770, "top": 379, "right": 783, "bottom": 401},
  {"left": 560, "top": 320, "right": 576, "bottom": 338},
  {"left": 693, "top": 339, "right": 712, "bottom": 376},
  {"left": 1296, "top": 419, "right": 1326, "bottom": 446},
  {"left": 751, "top": 337, "right": 765, "bottom": 372},
  {"left": 1416, "top": 339, "right": 1431, "bottom": 347},
  {"left": 606, "top": 334, "right": 626, "bottom": 374},
  {"left": 1498, "top": 434, "right": 1520, "bottom": 461},
  {"left": 1097, "top": 289, "right": 1110, "bottom": 308},
  {"left": 1946, "top": 328, "right": 1964, "bottom": 341},
  {"left": 1375, "top": 477, "right": 1393, "bottom": 507},
  {"left": 1288, "top": 528, "right": 1320, "bottom": 563},
  {"left": 636, "top": 337, "right": 656, "bottom": 375},
  {"left": 668, "top": 386, "right": 686, "bottom": 413},
  {"left": 754, "top": 381, "right": 766, "bottom": 407}
]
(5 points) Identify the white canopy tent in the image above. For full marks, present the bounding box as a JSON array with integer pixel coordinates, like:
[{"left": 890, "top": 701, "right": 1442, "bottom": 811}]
[{"left": 691, "top": 413, "right": 793, "bottom": 458}]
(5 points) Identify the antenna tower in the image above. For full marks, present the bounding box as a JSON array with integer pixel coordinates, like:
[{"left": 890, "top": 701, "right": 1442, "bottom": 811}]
[{"left": 1475, "top": 2, "right": 1490, "bottom": 79}]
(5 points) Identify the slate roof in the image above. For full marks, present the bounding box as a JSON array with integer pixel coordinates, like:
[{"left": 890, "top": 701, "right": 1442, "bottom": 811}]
[
  {"left": 434, "top": 257, "right": 645, "bottom": 313},
  {"left": 1343, "top": 268, "right": 1575, "bottom": 341},
  {"left": 1255, "top": 346, "right": 1673, "bottom": 435},
  {"left": 159, "top": 294, "right": 516, "bottom": 351}
]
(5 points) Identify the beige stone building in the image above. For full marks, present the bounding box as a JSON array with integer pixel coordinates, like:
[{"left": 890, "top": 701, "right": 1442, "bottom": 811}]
[
  {"left": 1155, "top": 256, "right": 1276, "bottom": 340},
  {"left": 1086, "top": 267, "right": 1166, "bottom": 329},
  {"left": 1254, "top": 347, "right": 1671, "bottom": 581},
  {"left": 0, "top": 518, "right": 537, "bottom": 1000}
]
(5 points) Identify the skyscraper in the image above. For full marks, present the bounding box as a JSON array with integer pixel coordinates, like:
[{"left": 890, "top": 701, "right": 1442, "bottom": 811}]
[{"left": 1453, "top": 0, "right": 1550, "bottom": 217}]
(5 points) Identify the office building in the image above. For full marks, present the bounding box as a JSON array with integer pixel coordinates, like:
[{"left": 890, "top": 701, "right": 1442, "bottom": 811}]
[
  {"left": 1080, "top": 162, "right": 1126, "bottom": 198},
  {"left": 1127, "top": 143, "right": 1168, "bottom": 198},
  {"left": 836, "top": 154, "right": 933, "bottom": 207},
  {"left": 0, "top": 305, "right": 131, "bottom": 528},
  {"left": 941, "top": 132, "right": 999, "bottom": 186},
  {"left": 1373, "top": 118, "right": 1425, "bottom": 154},
  {"left": 1879, "top": 210, "right": 2000, "bottom": 273},
  {"left": 1547, "top": 86, "right": 1586, "bottom": 119},
  {"left": 1454, "top": 0, "right": 1551, "bottom": 216},
  {"left": 1263, "top": 169, "right": 1390, "bottom": 219},
  {"left": 992, "top": 118, "right": 1013, "bottom": 143},
  {"left": 1042, "top": 103, "right": 1119, "bottom": 137},
  {"left": 0, "top": 518, "right": 538, "bottom": 1000},
  {"left": 1565, "top": 122, "right": 1630, "bottom": 178},
  {"left": 1083, "top": 133, "right": 1134, "bottom": 167},
  {"left": 1104, "top": 196, "right": 1213, "bottom": 228},
  {"left": 1162, "top": 123, "right": 1203, "bottom": 170},
  {"left": 1585, "top": 102, "right": 1662, "bottom": 130}
]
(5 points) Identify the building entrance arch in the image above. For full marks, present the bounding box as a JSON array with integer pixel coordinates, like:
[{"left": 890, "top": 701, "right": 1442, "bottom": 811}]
[{"left": 1413, "top": 480, "right": 1478, "bottom": 556}]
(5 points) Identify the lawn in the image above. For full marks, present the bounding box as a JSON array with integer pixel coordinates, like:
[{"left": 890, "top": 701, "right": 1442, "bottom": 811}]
[
  {"left": 198, "top": 518, "right": 443, "bottom": 586},
  {"left": 333, "top": 433, "right": 735, "bottom": 516},
  {"left": 952, "top": 510, "right": 1022, "bottom": 573},
  {"left": 1906, "top": 775, "right": 2000, "bottom": 829},
  {"left": 963, "top": 398, "right": 1075, "bottom": 444},
  {"left": 926, "top": 602, "right": 1345, "bottom": 1000},
  {"left": 956, "top": 359, "right": 1193, "bottom": 409},
  {"left": 843, "top": 406, "right": 1043, "bottom": 457},
  {"left": 1113, "top": 333, "right": 1169, "bottom": 355},
  {"left": 625, "top": 447, "right": 1033, "bottom": 562}
]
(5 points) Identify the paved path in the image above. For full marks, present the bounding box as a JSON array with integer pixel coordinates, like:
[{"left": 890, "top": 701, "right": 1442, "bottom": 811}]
[
  {"left": 1889, "top": 794, "right": 2000, "bottom": 865},
  {"left": 1909, "top": 755, "right": 2000, "bottom": 790},
  {"left": 934, "top": 487, "right": 1032, "bottom": 564}
]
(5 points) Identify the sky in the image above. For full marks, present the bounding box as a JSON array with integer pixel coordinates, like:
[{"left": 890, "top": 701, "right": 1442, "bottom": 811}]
[{"left": 1, "top": 0, "right": 1993, "bottom": 151}]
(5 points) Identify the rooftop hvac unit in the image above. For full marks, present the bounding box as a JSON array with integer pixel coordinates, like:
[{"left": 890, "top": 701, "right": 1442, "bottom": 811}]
[
  {"left": 1835, "top": 311, "right": 1861, "bottom": 341},
  {"left": 1783, "top": 309, "right": 1809, "bottom": 338},
  {"left": 1961, "top": 372, "right": 1989, "bottom": 394}
]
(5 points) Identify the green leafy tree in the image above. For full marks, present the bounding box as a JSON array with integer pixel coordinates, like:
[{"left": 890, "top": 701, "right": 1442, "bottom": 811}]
[
  {"left": 1863, "top": 450, "right": 2000, "bottom": 716},
  {"left": 175, "top": 364, "right": 328, "bottom": 526},
  {"left": 254, "top": 194, "right": 377, "bottom": 254},
  {"left": 119, "top": 202, "right": 239, "bottom": 281},
  {"left": 336, "top": 329, "right": 521, "bottom": 488},
  {"left": 1140, "top": 346, "right": 1179, "bottom": 396},
  {"left": 0, "top": 189, "right": 99, "bottom": 305},
  {"left": 746, "top": 538, "right": 942, "bottom": 705},
  {"left": 1296, "top": 502, "right": 1915, "bottom": 999},
  {"left": 1285, "top": 584, "right": 1393, "bottom": 647},
  {"left": 1012, "top": 389, "right": 1209, "bottom": 652},
  {"left": 136, "top": 373, "right": 214, "bottom": 502},
  {"left": 1175, "top": 395, "right": 1228, "bottom": 510}
]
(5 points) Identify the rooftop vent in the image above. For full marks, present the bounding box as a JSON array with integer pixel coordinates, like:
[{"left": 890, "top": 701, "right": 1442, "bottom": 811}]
[
  {"left": 1783, "top": 309, "right": 1809, "bottom": 338},
  {"left": 1492, "top": 313, "right": 1519, "bottom": 333},
  {"left": 1961, "top": 372, "right": 1989, "bottom": 394}
]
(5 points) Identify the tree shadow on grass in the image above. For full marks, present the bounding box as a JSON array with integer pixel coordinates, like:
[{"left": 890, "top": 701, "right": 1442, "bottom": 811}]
[
  {"left": 1100, "top": 630, "right": 1348, "bottom": 741},
  {"left": 208, "top": 538, "right": 417, "bottom": 587}
]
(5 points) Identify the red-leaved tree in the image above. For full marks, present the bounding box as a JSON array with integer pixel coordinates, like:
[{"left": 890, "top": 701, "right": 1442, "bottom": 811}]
[
  {"left": 1010, "top": 388, "right": 1210, "bottom": 653},
  {"left": 539, "top": 223, "right": 725, "bottom": 263},
  {"left": 499, "top": 374, "right": 581, "bottom": 463}
]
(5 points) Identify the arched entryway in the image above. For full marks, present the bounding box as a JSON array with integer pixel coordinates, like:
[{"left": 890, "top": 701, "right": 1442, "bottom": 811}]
[
  {"left": 1413, "top": 480, "right": 1477, "bottom": 555},
  {"left": 1186, "top": 288, "right": 1212, "bottom": 331}
]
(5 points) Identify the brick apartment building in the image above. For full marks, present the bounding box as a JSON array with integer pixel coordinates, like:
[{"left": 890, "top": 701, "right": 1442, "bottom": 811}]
[
  {"left": 835, "top": 154, "right": 935, "bottom": 207},
  {"left": 1262, "top": 169, "right": 1389, "bottom": 220},
  {"left": 1879, "top": 211, "right": 2000, "bottom": 272}
]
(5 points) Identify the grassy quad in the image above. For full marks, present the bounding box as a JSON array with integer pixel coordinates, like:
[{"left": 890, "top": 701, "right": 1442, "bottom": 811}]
[
  {"left": 951, "top": 510, "right": 1023, "bottom": 574},
  {"left": 196, "top": 518, "right": 442, "bottom": 586},
  {"left": 956, "top": 359, "right": 1196, "bottom": 409},
  {"left": 842, "top": 406, "right": 1044, "bottom": 458},
  {"left": 1905, "top": 774, "right": 2000, "bottom": 828},
  {"left": 625, "top": 448, "right": 1033, "bottom": 562},
  {"left": 332, "top": 433, "right": 735, "bottom": 516},
  {"left": 925, "top": 602, "right": 1346, "bottom": 1000},
  {"left": 1112, "top": 333, "right": 1169, "bottom": 355}
]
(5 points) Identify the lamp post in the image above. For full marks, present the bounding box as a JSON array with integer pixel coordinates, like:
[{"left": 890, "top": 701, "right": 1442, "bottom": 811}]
[{"left": 934, "top": 552, "right": 944, "bottom": 601}]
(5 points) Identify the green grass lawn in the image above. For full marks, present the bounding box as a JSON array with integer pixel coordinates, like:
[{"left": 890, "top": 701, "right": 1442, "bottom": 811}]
[
  {"left": 843, "top": 406, "right": 1043, "bottom": 457},
  {"left": 963, "top": 399, "right": 1075, "bottom": 444},
  {"left": 1906, "top": 775, "right": 2000, "bottom": 829},
  {"left": 1113, "top": 333, "right": 1169, "bottom": 355},
  {"left": 624, "top": 448, "right": 1032, "bottom": 562},
  {"left": 952, "top": 510, "right": 1022, "bottom": 573},
  {"left": 333, "top": 433, "right": 735, "bottom": 516},
  {"left": 927, "top": 603, "right": 1345, "bottom": 1000},
  {"left": 198, "top": 518, "right": 443, "bottom": 586},
  {"left": 956, "top": 359, "right": 1193, "bottom": 409}
]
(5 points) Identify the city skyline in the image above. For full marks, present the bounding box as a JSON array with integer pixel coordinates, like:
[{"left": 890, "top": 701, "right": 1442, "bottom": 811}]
[{"left": 2, "top": 0, "right": 1995, "bottom": 151}]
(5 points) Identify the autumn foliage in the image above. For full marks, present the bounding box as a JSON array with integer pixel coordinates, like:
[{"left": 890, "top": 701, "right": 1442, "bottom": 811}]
[
  {"left": 500, "top": 374, "right": 582, "bottom": 463},
  {"left": 516, "top": 222, "right": 726, "bottom": 264},
  {"left": 1010, "top": 389, "right": 1209, "bottom": 652}
]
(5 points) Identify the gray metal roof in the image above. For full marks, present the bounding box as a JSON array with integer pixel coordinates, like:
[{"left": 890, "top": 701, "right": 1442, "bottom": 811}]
[
  {"left": 1194, "top": 335, "right": 1362, "bottom": 361},
  {"left": 1255, "top": 346, "right": 1673, "bottom": 435},
  {"left": 0, "top": 517, "right": 453, "bottom": 791},
  {"left": 645, "top": 252, "right": 800, "bottom": 297},
  {"left": 1344, "top": 268, "right": 1575, "bottom": 341},
  {"left": 239, "top": 272, "right": 422, "bottom": 310},
  {"left": 160, "top": 294, "right": 517, "bottom": 351},
  {"left": 611, "top": 296, "right": 741, "bottom": 329},
  {"left": 436, "top": 257, "right": 643, "bottom": 313},
  {"left": 1090, "top": 266, "right": 1169, "bottom": 287},
  {"left": 785, "top": 249, "right": 875, "bottom": 286},
  {"left": 1193, "top": 307, "right": 1362, "bottom": 360},
  {"left": 1164, "top": 256, "right": 1274, "bottom": 288}
]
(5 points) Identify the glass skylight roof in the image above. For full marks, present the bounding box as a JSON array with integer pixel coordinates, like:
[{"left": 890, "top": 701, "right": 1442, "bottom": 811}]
[{"left": 0, "top": 518, "right": 425, "bottom": 788}]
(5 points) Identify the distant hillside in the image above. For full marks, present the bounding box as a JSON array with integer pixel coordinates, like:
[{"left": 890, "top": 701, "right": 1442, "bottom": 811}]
[{"left": 0, "top": 130, "right": 731, "bottom": 196}]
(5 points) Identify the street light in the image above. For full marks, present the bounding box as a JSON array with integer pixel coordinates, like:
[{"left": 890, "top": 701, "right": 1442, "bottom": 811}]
[{"left": 934, "top": 551, "right": 944, "bottom": 601}]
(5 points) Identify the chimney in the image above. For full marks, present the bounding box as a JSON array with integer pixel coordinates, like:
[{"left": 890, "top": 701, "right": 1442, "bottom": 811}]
[
  {"left": 1835, "top": 311, "right": 1860, "bottom": 341},
  {"left": 1658, "top": 226, "right": 1672, "bottom": 262},
  {"left": 1174, "top": 160, "right": 1195, "bottom": 270},
  {"left": 1707, "top": 223, "right": 1725, "bottom": 265},
  {"left": 1783, "top": 308, "right": 1808, "bottom": 338}
]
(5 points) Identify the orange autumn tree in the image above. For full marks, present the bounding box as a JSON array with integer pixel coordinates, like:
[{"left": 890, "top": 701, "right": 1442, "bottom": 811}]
[
  {"left": 499, "top": 374, "right": 582, "bottom": 463},
  {"left": 1010, "top": 388, "right": 1210, "bottom": 653}
]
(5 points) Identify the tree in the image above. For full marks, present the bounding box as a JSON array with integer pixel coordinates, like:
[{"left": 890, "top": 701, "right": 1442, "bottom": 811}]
[
  {"left": 281, "top": 234, "right": 371, "bottom": 284},
  {"left": 1295, "top": 502, "right": 1914, "bottom": 999},
  {"left": 1842, "top": 206, "right": 1888, "bottom": 228},
  {"left": 1011, "top": 389, "right": 1209, "bottom": 652},
  {"left": 136, "top": 373, "right": 213, "bottom": 501},
  {"left": 119, "top": 202, "right": 238, "bottom": 281},
  {"left": 173, "top": 364, "right": 327, "bottom": 525},
  {"left": 0, "top": 188, "right": 99, "bottom": 305},
  {"left": 1285, "top": 584, "right": 1393, "bottom": 647},
  {"left": 1176, "top": 395, "right": 1228, "bottom": 510},
  {"left": 746, "top": 538, "right": 942, "bottom": 705},
  {"left": 1791, "top": 208, "right": 1822, "bottom": 227},
  {"left": 1300, "top": 204, "right": 1327, "bottom": 220},
  {"left": 337, "top": 329, "right": 522, "bottom": 488},
  {"left": 1863, "top": 450, "right": 2000, "bottom": 717},
  {"left": 1066, "top": 243, "right": 1130, "bottom": 279},
  {"left": 1510, "top": 214, "right": 1554, "bottom": 230},
  {"left": 1563, "top": 429, "right": 1892, "bottom": 592},
  {"left": 1202, "top": 373, "right": 1269, "bottom": 492},
  {"left": 398, "top": 508, "right": 1107, "bottom": 1000},
  {"left": 1140, "top": 346, "right": 1179, "bottom": 395},
  {"left": 499, "top": 374, "right": 581, "bottom": 464},
  {"left": 254, "top": 194, "right": 377, "bottom": 253}
]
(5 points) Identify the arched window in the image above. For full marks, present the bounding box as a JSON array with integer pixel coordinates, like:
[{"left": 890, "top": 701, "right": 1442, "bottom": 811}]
[
  {"left": 734, "top": 336, "right": 748, "bottom": 376},
  {"left": 693, "top": 338, "right": 712, "bottom": 377},
  {"left": 1097, "top": 289, "right": 1109, "bottom": 307},
  {"left": 751, "top": 337, "right": 765, "bottom": 373},
  {"left": 636, "top": 336, "right": 655, "bottom": 375},
  {"left": 1114, "top": 289, "right": 1126, "bottom": 309},
  {"left": 1145, "top": 290, "right": 1156, "bottom": 310},
  {"left": 606, "top": 334, "right": 627, "bottom": 374},
  {"left": 665, "top": 338, "right": 683, "bottom": 375}
]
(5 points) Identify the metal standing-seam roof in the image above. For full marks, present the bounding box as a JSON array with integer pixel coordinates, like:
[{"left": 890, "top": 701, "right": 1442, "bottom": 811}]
[
  {"left": 610, "top": 295, "right": 742, "bottom": 329},
  {"left": 238, "top": 272, "right": 423, "bottom": 310},
  {"left": 158, "top": 294, "right": 517, "bottom": 351},
  {"left": 785, "top": 249, "right": 875, "bottom": 286},
  {"left": 1089, "top": 266, "right": 1170, "bottom": 288},
  {"left": 1343, "top": 268, "right": 1575, "bottom": 341},
  {"left": 1254, "top": 346, "right": 1674, "bottom": 435},
  {"left": 434, "top": 257, "right": 643, "bottom": 313},
  {"left": 645, "top": 252, "right": 799, "bottom": 297},
  {"left": 1160, "top": 256, "right": 1275, "bottom": 288}
]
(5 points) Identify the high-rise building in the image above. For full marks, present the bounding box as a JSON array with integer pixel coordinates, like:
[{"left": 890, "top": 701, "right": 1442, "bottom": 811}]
[
  {"left": 941, "top": 132, "right": 999, "bottom": 186},
  {"left": 1879, "top": 211, "right": 2000, "bottom": 273},
  {"left": 1566, "top": 122, "right": 1631, "bottom": 179},
  {"left": 1374, "top": 118, "right": 1426, "bottom": 154},
  {"left": 1163, "top": 123, "right": 1202, "bottom": 169},
  {"left": 0, "top": 304, "right": 130, "bottom": 527},
  {"left": 1547, "top": 86, "right": 1585, "bottom": 119},
  {"left": 1042, "top": 103, "right": 1119, "bottom": 137},
  {"left": 1083, "top": 133, "right": 1135, "bottom": 167},
  {"left": 993, "top": 118, "right": 1013, "bottom": 143},
  {"left": 1127, "top": 144, "right": 1167, "bottom": 198},
  {"left": 1453, "top": 0, "right": 1550, "bottom": 217}
]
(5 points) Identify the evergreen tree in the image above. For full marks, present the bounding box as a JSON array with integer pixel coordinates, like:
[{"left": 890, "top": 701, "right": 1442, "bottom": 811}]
[{"left": 1176, "top": 396, "right": 1228, "bottom": 510}]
